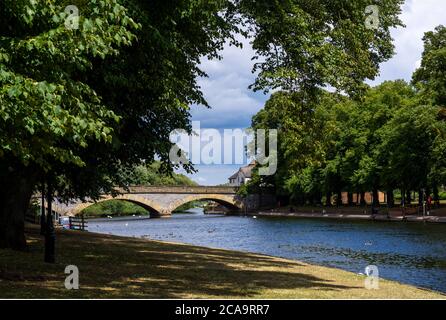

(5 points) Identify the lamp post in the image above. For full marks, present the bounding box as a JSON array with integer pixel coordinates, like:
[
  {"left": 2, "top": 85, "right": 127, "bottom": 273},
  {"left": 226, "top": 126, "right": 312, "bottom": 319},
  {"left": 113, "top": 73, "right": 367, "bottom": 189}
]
[
  {"left": 44, "top": 182, "right": 56, "bottom": 263},
  {"left": 40, "top": 184, "right": 46, "bottom": 235}
]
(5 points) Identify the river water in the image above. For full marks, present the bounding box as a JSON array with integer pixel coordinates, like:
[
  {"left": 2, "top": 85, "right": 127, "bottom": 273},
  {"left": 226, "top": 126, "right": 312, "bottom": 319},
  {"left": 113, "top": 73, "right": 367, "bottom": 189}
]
[{"left": 88, "top": 208, "right": 446, "bottom": 293}]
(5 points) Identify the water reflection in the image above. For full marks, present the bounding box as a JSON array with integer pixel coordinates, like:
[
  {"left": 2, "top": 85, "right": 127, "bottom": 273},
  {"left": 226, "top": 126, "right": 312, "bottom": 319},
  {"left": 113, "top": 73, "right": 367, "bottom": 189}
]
[{"left": 89, "top": 208, "right": 446, "bottom": 293}]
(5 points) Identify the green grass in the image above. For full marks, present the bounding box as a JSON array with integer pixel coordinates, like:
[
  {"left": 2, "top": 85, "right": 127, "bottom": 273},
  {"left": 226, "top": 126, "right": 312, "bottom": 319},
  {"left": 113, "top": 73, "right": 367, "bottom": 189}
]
[{"left": 0, "top": 225, "right": 444, "bottom": 299}]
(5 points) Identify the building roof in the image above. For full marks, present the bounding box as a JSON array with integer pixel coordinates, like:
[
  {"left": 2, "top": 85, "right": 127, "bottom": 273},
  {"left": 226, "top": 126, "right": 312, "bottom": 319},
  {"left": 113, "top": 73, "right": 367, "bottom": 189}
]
[
  {"left": 229, "top": 172, "right": 239, "bottom": 180},
  {"left": 228, "top": 161, "right": 256, "bottom": 180}
]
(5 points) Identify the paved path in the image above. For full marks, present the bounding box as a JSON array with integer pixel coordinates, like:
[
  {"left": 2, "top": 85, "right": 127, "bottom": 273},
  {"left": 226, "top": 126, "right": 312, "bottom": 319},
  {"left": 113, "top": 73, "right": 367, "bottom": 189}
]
[{"left": 255, "top": 211, "right": 446, "bottom": 223}]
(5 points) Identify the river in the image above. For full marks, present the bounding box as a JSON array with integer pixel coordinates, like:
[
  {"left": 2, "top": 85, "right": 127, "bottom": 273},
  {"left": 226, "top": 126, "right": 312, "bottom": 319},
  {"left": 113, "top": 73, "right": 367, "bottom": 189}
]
[{"left": 88, "top": 208, "right": 446, "bottom": 293}]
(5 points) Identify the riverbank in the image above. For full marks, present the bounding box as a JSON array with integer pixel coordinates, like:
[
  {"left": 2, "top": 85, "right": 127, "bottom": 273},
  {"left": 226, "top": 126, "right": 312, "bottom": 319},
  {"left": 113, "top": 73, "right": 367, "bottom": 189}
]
[
  {"left": 255, "top": 212, "right": 446, "bottom": 223},
  {"left": 0, "top": 225, "right": 444, "bottom": 299},
  {"left": 255, "top": 207, "right": 446, "bottom": 223}
]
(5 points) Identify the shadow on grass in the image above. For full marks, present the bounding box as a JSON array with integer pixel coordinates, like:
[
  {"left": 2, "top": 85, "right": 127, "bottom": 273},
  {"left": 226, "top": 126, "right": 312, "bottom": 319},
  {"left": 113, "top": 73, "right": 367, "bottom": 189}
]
[{"left": 0, "top": 226, "right": 358, "bottom": 298}]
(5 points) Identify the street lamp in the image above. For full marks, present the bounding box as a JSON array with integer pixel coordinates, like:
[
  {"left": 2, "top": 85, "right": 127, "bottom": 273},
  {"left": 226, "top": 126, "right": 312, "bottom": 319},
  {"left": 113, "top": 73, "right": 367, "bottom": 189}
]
[
  {"left": 44, "top": 183, "right": 56, "bottom": 263},
  {"left": 421, "top": 188, "right": 426, "bottom": 220},
  {"left": 40, "top": 185, "right": 46, "bottom": 235}
]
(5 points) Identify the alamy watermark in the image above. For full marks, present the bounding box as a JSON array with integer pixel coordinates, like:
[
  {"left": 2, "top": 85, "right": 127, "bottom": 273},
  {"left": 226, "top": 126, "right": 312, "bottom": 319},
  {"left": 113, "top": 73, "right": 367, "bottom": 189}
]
[
  {"left": 62, "top": 4, "right": 379, "bottom": 31},
  {"left": 64, "top": 5, "right": 79, "bottom": 30},
  {"left": 365, "top": 5, "right": 380, "bottom": 30},
  {"left": 65, "top": 265, "right": 79, "bottom": 290},
  {"left": 169, "top": 121, "right": 278, "bottom": 176},
  {"left": 364, "top": 265, "right": 379, "bottom": 290}
]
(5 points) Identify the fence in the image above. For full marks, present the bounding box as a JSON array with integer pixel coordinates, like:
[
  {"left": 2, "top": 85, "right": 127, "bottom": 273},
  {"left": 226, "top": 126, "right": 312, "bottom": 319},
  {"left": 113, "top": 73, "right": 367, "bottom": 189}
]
[{"left": 68, "top": 216, "right": 88, "bottom": 231}]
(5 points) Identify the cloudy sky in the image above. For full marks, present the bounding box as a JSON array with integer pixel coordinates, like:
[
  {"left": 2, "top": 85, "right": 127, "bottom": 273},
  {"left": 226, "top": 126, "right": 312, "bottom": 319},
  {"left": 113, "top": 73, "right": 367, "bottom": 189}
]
[{"left": 182, "top": 0, "right": 446, "bottom": 185}]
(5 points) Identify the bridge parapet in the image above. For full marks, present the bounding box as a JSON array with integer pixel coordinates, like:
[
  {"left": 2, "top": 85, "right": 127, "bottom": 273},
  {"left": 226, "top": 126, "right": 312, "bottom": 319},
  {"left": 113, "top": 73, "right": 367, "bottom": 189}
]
[
  {"left": 32, "top": 185, "right": 275, "bottom": 218},
  {"left": 116, "top": 186, "right": 239, "bottom": 194}
]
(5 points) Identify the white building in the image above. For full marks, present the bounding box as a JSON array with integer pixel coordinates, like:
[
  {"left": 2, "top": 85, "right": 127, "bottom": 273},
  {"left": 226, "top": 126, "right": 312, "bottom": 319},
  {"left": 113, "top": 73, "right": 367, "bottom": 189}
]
[{"left": 228, "top": 161, "right": 256, "bottom": 186}]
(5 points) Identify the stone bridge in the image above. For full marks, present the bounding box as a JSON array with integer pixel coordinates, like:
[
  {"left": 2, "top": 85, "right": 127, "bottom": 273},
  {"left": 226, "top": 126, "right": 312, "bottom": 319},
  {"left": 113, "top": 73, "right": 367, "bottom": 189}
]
[{"left": 37, "top": 186, "right": 262, "bottom": 218}]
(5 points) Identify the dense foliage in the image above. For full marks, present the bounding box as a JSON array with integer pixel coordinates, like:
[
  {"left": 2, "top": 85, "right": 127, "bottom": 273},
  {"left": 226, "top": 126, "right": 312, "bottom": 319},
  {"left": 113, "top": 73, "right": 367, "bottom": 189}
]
[
  {"left": 249, "top": 26, "right": 446, "bottom": 207},
  {"left": 238, "top": 0, "right": 404, "bottom": 97},
  {"left": 121, "top": 162, "right": 197, "bottom": 187},
  {"left": 80, "top": 200, "right": 149, "bottom": 217}
]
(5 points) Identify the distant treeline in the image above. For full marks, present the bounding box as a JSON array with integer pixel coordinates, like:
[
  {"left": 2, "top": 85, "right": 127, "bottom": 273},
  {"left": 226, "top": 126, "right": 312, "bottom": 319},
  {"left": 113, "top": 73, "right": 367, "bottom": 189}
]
[
  {"left": 120, "top": 162, "right": 198, "bottom": 187},
  {"left": 247, "top": 26, "right": 446, "bottom": 207}
]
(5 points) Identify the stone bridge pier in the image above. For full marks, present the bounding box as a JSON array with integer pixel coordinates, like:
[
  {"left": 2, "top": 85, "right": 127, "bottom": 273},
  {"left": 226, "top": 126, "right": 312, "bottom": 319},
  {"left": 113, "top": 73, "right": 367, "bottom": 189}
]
[{"left": 36, "top": 186, "right": 274, "bottom": 218}]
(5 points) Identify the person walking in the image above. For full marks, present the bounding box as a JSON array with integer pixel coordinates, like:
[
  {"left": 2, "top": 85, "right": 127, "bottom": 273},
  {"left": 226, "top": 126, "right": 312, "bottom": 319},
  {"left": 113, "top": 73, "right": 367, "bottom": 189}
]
[{"left": 427, "top": 195, "right": 433, "bottom": 215}]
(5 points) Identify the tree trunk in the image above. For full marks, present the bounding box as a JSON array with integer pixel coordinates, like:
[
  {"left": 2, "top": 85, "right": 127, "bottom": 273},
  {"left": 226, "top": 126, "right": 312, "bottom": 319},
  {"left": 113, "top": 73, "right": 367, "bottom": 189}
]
[
  {"left": 336, "top": 190, "right": 343, "bottom": 207},
  {"left": 44, "top": 184, "right": 56, "bottom": 263},
  {"left": 0, "top": 172, "right": 36, "bottom": 250},
  {"left": 325, "top": 191, "right": 332, "bottom": 207},
  {"left": 314, "top": 192, "right": 322, "bottom": 206},
  {"left": 298, "top": 194, "right": 305, "bottom": 206},
  {"left": 386, "top": 190, "right": 394, "bottom": 208},
  {"left": 372, "top": 188, "right": 380, "bottom": 207},
  {"left": 418, "top": 189, "right": 424, "bottom": 207},
  {"left": 360, "top": 192, "right": 366, "bottom": 207},
  {"left": 406, "top": 190, "right": 412, "bottom": 205},
  {"left": 347, "top": 192, "right": 354, "bottom": 206},
  {"left": 433, "top": 185, "right": 440, "bottom": 206}
]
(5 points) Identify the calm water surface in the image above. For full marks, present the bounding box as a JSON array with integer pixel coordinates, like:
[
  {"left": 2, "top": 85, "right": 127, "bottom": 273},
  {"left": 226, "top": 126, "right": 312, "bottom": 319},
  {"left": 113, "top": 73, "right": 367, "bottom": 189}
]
[{"left": 88, "top": 208, "right": 446, "bottom": 293}]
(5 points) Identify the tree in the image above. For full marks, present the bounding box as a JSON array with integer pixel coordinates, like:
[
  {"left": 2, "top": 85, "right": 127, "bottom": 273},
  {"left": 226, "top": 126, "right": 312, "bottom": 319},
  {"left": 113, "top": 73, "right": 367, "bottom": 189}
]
[
  {"left": 250, "top": 90, "right": 336, "bottom": 204},
  {"left": 413, "top": 25, "right": 446, "bottom": 108},
  {"left": 412, "top": 25, "right": 446, "bottom": 201},
  {"left": 51, "top": 0, "right": 239, "bottom": 200},
  {"left": 377, "top": 104, "right": 442, "bottom": 202},
  {"left": 245, "top": 0, "right": 404, "bottom": 205},
  {"left": 121, "top": 162, "right": 197, "bottom": 186},
  {"left": 352, "top": 80, "right": 415, "bottom": 207},
  {"left": 249, "top": 80, "right": 431, "bottom": 208},
  {"left": 0, "top": 0, "right": 238, "bottom": 249},
  {"left": 238, "top": 0, "right": 404, "bottom": 97},
  {"left": 0, "top": 0, "right": 138, "bottom": 249}
]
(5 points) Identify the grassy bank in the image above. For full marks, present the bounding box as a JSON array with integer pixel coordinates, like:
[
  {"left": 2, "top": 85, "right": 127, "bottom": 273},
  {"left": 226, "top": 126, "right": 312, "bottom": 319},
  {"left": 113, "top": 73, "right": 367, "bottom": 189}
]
[{"left": 0, "top": 226, "right": 444, "bottom": 299}]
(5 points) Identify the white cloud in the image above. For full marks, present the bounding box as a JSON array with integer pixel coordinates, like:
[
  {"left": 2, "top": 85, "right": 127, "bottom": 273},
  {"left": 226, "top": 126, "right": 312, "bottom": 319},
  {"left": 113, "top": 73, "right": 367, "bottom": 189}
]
[
  {"left": 191, "top": 35, "right": 268, "bottom": 129},
  {"left": 371, "top": 0, "right": 446, "bottom": 84}
]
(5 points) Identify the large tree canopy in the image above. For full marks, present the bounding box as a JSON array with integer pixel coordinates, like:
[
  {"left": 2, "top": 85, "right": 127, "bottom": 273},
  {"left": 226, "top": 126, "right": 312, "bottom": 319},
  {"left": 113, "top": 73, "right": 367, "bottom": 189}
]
[
  {"left": 413, "top": 25, "right": 446, "bottom": 108},
  {"left": 250, "top": 79, "right": 446, "bottom": 207},
  {"left": 238, "top": 0, "right": 404, "bottom": 96},
  {"left": 0, "top": 0, "right": 140, "bottom": 248},
  {"left": 0, "top": 0, "right": 137, "bottom": 170}
]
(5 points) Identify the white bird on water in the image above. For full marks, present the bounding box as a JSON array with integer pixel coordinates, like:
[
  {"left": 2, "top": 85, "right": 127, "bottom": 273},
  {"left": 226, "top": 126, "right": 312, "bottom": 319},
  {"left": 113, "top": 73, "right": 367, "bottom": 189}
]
[{"left": 253, "top": 216, "right": 257, "bottom": 219}]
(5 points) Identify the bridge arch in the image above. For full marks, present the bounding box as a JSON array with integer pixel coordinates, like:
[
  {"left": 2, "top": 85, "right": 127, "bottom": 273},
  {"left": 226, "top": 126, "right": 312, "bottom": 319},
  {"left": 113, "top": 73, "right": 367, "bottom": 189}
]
[
  {"left": 68, "top": 194, "right": 165, "bottom": 217},
  {"left": 167, "top": 194, "right": 243, "bottom": 214}
]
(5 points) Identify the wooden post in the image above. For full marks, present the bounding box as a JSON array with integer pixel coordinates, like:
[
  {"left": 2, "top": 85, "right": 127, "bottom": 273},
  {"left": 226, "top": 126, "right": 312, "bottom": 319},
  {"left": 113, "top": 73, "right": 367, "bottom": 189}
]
[
  {"left": 40, "top": 185, "right": 46, "bottom": 235},
  {"left": 44, "top": 182, "right": 56, "bottom": 263}
]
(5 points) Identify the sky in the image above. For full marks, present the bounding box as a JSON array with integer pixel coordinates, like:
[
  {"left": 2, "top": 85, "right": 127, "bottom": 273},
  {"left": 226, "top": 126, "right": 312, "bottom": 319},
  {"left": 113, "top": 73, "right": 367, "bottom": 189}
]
[{"left": 181, "top": 0, "right": 446, "bottom": 186}]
